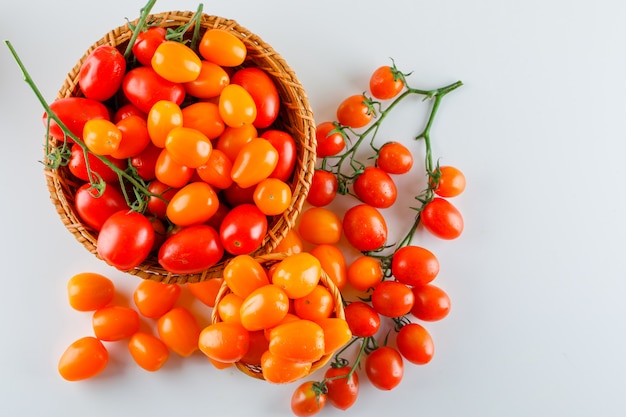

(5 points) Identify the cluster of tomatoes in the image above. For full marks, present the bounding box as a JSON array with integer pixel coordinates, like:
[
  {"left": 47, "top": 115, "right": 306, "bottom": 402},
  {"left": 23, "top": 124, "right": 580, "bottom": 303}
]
[{"left": 45, "top": 20, "right": 299, "bottom": 274}]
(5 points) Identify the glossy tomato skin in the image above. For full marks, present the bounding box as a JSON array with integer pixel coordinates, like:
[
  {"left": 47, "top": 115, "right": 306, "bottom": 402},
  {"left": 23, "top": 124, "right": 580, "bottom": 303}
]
[
  {"left": 396, "top": 323, "right": 434, "bottom": 365},
  {"left": 75, "top": 183, "right": 129, "bottom": 231},
  {"left": 218, "top": 84, "right": 257, "bottom": 128},
  {"left": 369, "top": 65, "right": 404, "bottom": 100},
  {"left": 365, "top": 346, "right": 404, "bottom": 390},
  {"left": 307, "top": 170, "right": 338, "bottom": 207},
  {"left": 219, "top": 204, "right": 268, "bottom": 255},
  {"left": 158, "top": 225, "right": 224, "bottom": 274},
  {"left": 371, "top": 280, "right": 414, "bottom": 318},
  {"left": 122, "top": 66, "right": 186, "bottom": 114},
  {"left": 78, "top": 45, "right": 126, "bottom": 102},
  {"left": 336, "top": 94, "right": 373, "bottom": 129},
  {"left": 324, "top": 366, "right": 359, "bottom": 410},
  {"left": 309, "top": 244, "right": 347, "bottom": 290},
  {"left": 342, "top": 204, "right": 388, "bottom": 252},
  {"left": 92, "top": 305, "right": 140, "bottom": 341},
  {"left": 231, "top": 67, "right": 280, "bottom": 129},
  {"left": 165, "top": 181, "right": 220, "bottom": 227},
  {"left": 130, "top": 142, "right": 161, "bottom": 181},
  {"left": 199, "top": 29, "right": 247, "bottom": 67},
  {"left": 112, "top": 115, "right": 151, "bottom": 159},
  {"left": 391, "top": 245, "right": 440, "bottom": 287},
  {"left": 377, "top": 141, "right": 413, "bottom": 174},
  {"left": 58, "top": 336, "right": 108, "bottom": 381},
  {"left": 291, "top": 381, "right": 327, "bottom": 417},
  {"left": 353, "top": 166, "right": 397, "bottom": 208},
  {"left": 128, "top": 332, "right": 169, "bottom": 372},
  {"left": 66, "top": 272, "right": 115, "bottom": 312},
  {"left": 157, "top": 307, "right": 201, "bottom": 357},
  {"left": 343, "top": 301, "right": 380, "bottom": 337},
  {"left": 433, "top": 166, "right": 466, "bottom": 197},
  {"left": 69, "top": 143, "right": 128, "bottom": 183},
  {"left": 421, "top": 197, "right": 464, "bottom": 239},
  {"left": 198, "top": 321, "right": 250, "bottom": 363},
  {"left": 315, "top": 121, "right": 345, "bottom": 157},
  {"left": 298, "top": 207, "right": 342, "bottom": 245},
  {"left": 44, "top": 97, "right": 110, "bottom": 142},
  {"left": 231, "top": 138, "right": 278, "bottom": 188},
  {"left": 97, "top": 211, "right": 155, "bottom": 271},
  {"left": 151, "top": 41, "right": 202, "bottom": 83},
  {"left": 132, "top": 27, "right": 167, "bottom": 67},
  {"left": 261, "top": 130, "right": 297, "bottom": 182},
  {"left": 133, "top": 280, "right": 181, "bottom": 319},
  {"left": 410, "top": 284, "right": 451, "bottom": 322}
]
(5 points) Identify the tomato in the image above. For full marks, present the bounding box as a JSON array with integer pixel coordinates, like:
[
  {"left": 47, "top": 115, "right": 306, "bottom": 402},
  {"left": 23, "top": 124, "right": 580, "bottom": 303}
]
[
  {"left": 222, "top": 182, "right": 255, "bottom": 206},
  {"left": 198, "top": 321, "right": 250, "bottom": 363},
  {"left": 219, "top": 203, "right": 267, "bottom": 255},
  {"left": 92, "top": 305, "right": 140, "bottom": 341},
  {"left": 166, "top": 181, "right": 219, "bottom": 226},
  {"left": 44, "top": 97, "right": 110, "bottom": 142},
  {"left": 182, "top": 102, "right": 225, "bottom": 140},
  {"left": 316, "top": 317, "right": 352, "bottom": 355},
  {"left": 78, "top": 45, "right": 126, "bottom": 102},
  {"left": 269, "top": 319, "right": 325, "bottom": 363},
  {"left": 130, "top": 142, "right": 161, "bottom": 181},
  {"left": 342, "top": 204, "right": 388, "bottom": 252},
  {"left": 223, "top": 254, "right": 269, "bottom": 298},
  {"left": 263, "top": 313, "right": 300, "bottom": 342},
  {"left": 132, "top": 26, "right": 167, "bottom": 67},
  {"left": 146, "top": 180, "right": 178, "bottom": 219},
  {"left": 83, "top": 119, "right": 122, "bottom": 155},
  {"left": 187, "top": 278, "right": 224, "bottom": 308},
  {"left": 75, "top": 183, "right": 128, "bottom": 231},
  {"left": 291, "top": 381, "right": 326, "bottom": 417},
  {"left": 271, "top": 252, "right": 321, "bottom": 299},
  {"left": 324, "top": 366, "right": 359, "bottom": 410},
  {"left": 199, "top": 29, "right": 247, "bottom": 67},
  {"left": 111, "top": 115, "right": 150, "bottom": 159},
  {"left": 353, "top": 166, "right": 397, "bottom": 208},
  {"left": 231, "top": 138, "right": 278, "bottom": 188},
  {"left": 421, "top": 197, "right": 464, "bottom": 239},
  {"left": 66, "top": 272, "right": 115, "bottom": 312},
  {"left": 272, "top": 228, "right": 303, "bottom": 255},
  {"left": 253, "top": 178, "right": 292, "bottom": 216},
  {"left": 433, "top": 166, "right": 466, "bottom": 197},
  {"left": 113, "top": 103, "right": 146, "bottom": 123},
  {"left": 261, "top": 350, "right": 312, "bottom": 384},
  {"left": 151, "top": 41, "right": 201, "bottom": 83},
  {"left": 297, "top": 207, "right": 342, "bottom": 245},
  {"left": 293, "top": 285, "right": 334, "bottom": 321},
  {"left": 343, "top": 301, "right": 380, "bottom": 337},
  {"left": 184, "top": 60, "right": 230, "bottom": 98},
  {"left": 122, "top": 66, "right": 186, "bottom": 114},
  {"left": 128, "top": 332, "right": 169, "bottom": 372},
  {"left": 216, "top": 292, "right": 244, "bottom": 324},
  {"left": 369, "top": 65, "right": 404, "bottom": 100},
  {"left": 196, "top": 149, "right": 233, "bottom": 189},
  {"left": 218, "top": 84, "right": 257, "bottom": 128},
  {"left": 309, "top": 244, "right": 347, "bottom": 290},
  {"left": 97, "top": 210, "right": 155, "bottom": 271},
  {"left": 261, "top": 130, "right": 297, "bottom": 182},
  {"left": 396, "top": 323, "right": 434, "bottom": 365},
  {"left": 231, "top": 67, "right": 280, "bottom": 129},
  {"left": 315, "top": 121, "right": 345, "bottom": 157},
  {"left": 306, "top": 170, "right": 338, "bottom": 207},
  {"left": 240, "top": 330, "right": 269, "bottom": 366},
  {"left": 336, "top": 94, "right": 373, "bottom": 129},
  {"left": 377, "top": 141, "right": 413, "bottom": 174},
  {"left": 133, "top": 279, "right": 181, "bottom": 319},
  {"left": 347, "top": 255, "right": 383, "bottom": 292},
  {"left": 154, "top": 148, "right": 195, "bottom": 188},
  {"left": 240, "top": 284, "right": 290, "bottom": 331},
  {"left": 147, "top": 100, "right": 183, "bottom": 148},
  {"left": 365, "top": 346, "right": 404, "bottom": 390},
  {"left": 68, "top": 143, "right": 127, "bottom": 183},
  {"left": 371, "top": 280, "right": 414, "bottom": 318},
  {"left": 58, "top": 336, "right": 108, "bottom": 381},
  {"left": 411, "top": 284, "right": 451, "bottom": 321},
  {"left": 158, "top": 225, "right": 223, "bottom": 274},
  {"left": 216, "top": 123, "right": 257, "bottom": 162},
  {"left": 391, "top": 245, "right": 439, "bottom": 287},
  {"left": 157, "top": 307, "right": 201, "bottom": 357},
  {"left": 150, "top": 217, "right": 167, "bottom": 251}
]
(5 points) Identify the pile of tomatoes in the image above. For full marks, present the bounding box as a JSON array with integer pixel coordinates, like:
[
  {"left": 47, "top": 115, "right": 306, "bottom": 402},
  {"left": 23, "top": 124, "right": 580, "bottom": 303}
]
[{"left": 44, "top": 17, "right": 300, "bottom": 274}]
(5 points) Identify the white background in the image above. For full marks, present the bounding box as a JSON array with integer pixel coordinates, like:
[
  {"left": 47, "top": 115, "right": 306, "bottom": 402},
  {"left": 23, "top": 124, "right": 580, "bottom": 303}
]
[{"left": 1, "top": 0, "right": 626, "bottom": 416}]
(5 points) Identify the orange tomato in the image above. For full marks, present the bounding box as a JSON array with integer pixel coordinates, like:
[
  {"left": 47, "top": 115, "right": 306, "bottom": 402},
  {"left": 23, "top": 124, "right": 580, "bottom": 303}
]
[
  {"left": 309, "top": 244, "right": 347, "bottom": 290},
  {"left": 187, "top": 278, "right": 224, "bottom": 308},
  {"left": 272, "top": 228, "right": 303, "bottom": 255},
  {"left": 83, "top": 119, "right": 122, "bottom": 155},
  {"left": 240, "top": 284, "right": 290, "bottom": 331},
  {"left": 316, "top": 317, "right": 352, "bottom": 355},
  {"left": 231, "top": 138, "right": 278, "bottom": 188},
  {"left": 112, "top": 115, "right": 151, "bottom": 159},
  {"left": 184, "top": 60, "right": 230, "bottom": 98},
  {"left": 218, "top": 84, "right": 257, "bottom": 128},
  {"left": 198, "top": 321, "right": 250, "bottom": 363},
  {"left": 268, "top": 319, "right": 325, "bottom": 363},
  {"left": 216, "top": 292, "right": 244, "bottom": 324},
  {"left": 293, "top": 285, "right": 335, "bottom": 321},
  {"left": 92, "top": 305, "right": 140, "bottom": 341},
  {"left": 164, "top": 127, "right": 212, "bottom": 168},
  {"left": 157, "top": 307, "right": 201, "bottom": 357},
  {"left": 263, "top": 313, "right": 300, "bottom": 342},
  {"left": 297, "top": 207, "right": 342, "bottom": 245},
  {"left": 253, "top": 178, "right": 292, "bottom": 216},
  {"left": 128, "top": 332, "right": 170, "bottom": 372},
  {"left": 181, "top": 102, "right": 225, "bottom": 140},
  {"left": 165, "top": 181, "right": 220, "bottom": 226},
  {"left": 58, "top": 336, "right": 108, "bottom": 381},
  {"left": 196, "top": 149, "right": 233, "bottom": 189},
  {"left": 347, "top": 255, "right": 384, "bottom": 292},
  {"left": 66, "top": 272, "right": 115, "bottom": 312},
  {"left": 261, "top": 350, "right": 312, "bottom": 384},
  {"left": 132, "top": 279, "right": 181, "bottom": 319},
  {"left": 271, "top": 252, "right": 322, "bottom": 299},
  {"left": 223, "top": 254, "right": 269, "bottom": 298},
  {"left": 199, "top": 29, "right": 247, "bottom": 67},
  {"left": 216, "top": 123, "right": 257, "bottom": 162},
  {"left": 151, "top": 40, "right": 202, "bottom": 83},
  {"left": 147, "top": 100, "right": 183, "bottom": 148}
]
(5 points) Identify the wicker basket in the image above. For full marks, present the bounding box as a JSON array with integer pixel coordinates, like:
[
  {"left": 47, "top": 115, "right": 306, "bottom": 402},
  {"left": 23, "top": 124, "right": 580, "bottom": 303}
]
[
  {"left": 44, "top": 11, "right": 316, "bottom": 284},
  {"left": 211, "top": 253, "right": 345, "bottom": 380}
]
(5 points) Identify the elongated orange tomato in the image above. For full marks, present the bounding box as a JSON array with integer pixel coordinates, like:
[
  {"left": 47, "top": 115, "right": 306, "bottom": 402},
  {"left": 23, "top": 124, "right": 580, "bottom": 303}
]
[
  {"left": 268, "top": 319, "right": 325, "bottom": 363},
  {"left": 147, "top": 100, "right": 183, "bottom": 148},
  {"left": 184, "top": 60, "right": 230, "bottom": 98},
  {"left": 58, "top": 336, "right": 108, "bottom": 381},
  {"left": 133, "top": 280, "right": 181, "bottom": 319},
  {"left": 166, "top": 181, "right": 220, "bottom": 226},
  {"left": 298, "top": 207, "right": 343, "bottom": 245},
  {"left": 157, "top": 307, "right": 201, "bottom": 357},
  {"left": 271, "top": 252, "right": 322, "bottom": 299},
  {"left": 151, "top": 41, "right": 202, "bottom": 83},
  {"left": 154, "top": 148, "right": 195, "bottom": 188},
  {"left": 92, "top": 305, "right": 140, "bottom": 341},
  {"left": 196, "top": 149, "right": 233, "bottom": 189},
  {"left": 261, "top": 350, "right": 312, "bottom": 384},
  {"left": 199, "top": 29, "right": 247, "bottom": 67},
  {"left": 223, "top": 254, "right": 269, "bottom": 298},
  {"left": 67, "top": 272, "right": 114, "bottom": 312},
  {"left": 309, "top": 244, "right": 347, "bottom": 290},
  {"left": 128, "top": 332, "right": 169, "bottom": 372},
  {"left": 216, "top": 123, "right": 257, "bottom": 162},
  {"left": 217, "top": 292, "right": 244, "bottom": 324},
  {"left": 198, "top": 321, "right": 250, "bottom": 363},
  {"left": 240, "top": 284, "right": 290, "bottom": 331},
  {"left": 187, "top": 278, "right": 224, "bottom": 308},
  {"left": 293, "top": 285, "right": 335, "bottom": 321},
  {"left": 182, "top": 102, "right": 225, "bottom": 140},
  {"left": 316, "top": 317, "right": 352, "bottom": 355},
  {"left": 164, "top": 126, "right": 212, "bottom": 168},
  {"left": 272, "top": 228, "right": 303, "bottom": 255},
  {"left": 231, "top": 138, "right": 279, "bottom": 188},
  {"left": 219, "top": 84, "right": 257, "bottom": 128}
]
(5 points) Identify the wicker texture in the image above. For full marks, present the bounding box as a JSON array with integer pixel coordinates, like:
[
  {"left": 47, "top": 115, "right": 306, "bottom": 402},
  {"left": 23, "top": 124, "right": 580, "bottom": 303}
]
[{"left": 45, "top": 11, "right": 316, "bottom": 284}]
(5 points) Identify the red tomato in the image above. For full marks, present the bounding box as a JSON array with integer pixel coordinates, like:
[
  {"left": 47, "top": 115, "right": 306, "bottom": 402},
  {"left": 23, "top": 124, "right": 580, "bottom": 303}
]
[
  {"left": 396, "top": 323, "right": 434, "bottom": 365},
  {"left": 315, "top": 121, "right": 345, "bottom": 157},
  {"left": 343, "top": 301, "right": 380, "bottom": 337},
  {"left": 231, "top": 67, "right": 280, "bottom": 129},
  {"left": 157, "top": 307, "right": 201, "bottom": 357},
  {"left": 196, "top": 149, "right": 233, "bottom": 189},
  {"left": 411, "top": 284, "right": 451, "bottom": 322},
  {"left": 391, "top": 245, "right": 440, "bottom": 287},
  {"left": 342, "top": 204, "right": 388, "bottom": 252},
  {"left": 112, "top": 115, "right": 151, "bottom": 159},
  {"left": 75, "top": 183, "right": 129, "bottom": 231},
  {"left": 113, "top": 103, "right": 146, "bottom": 123},
  {"left": 122, "top": 66, "right": 186, "bottom": 114},
  {"left": 151, "top": 41, "right": 202, "bottom": 83},
  {"left": 78, "top": 45, "right": 126, "bottom": 102},
  {"left": 222, "top": 182, "right": 256, "bottom": 207},
  {"left": 58, "top": 336, "right": 108, "bottom": 381},
  {"left": 377, "top": 141, "right": 413, "bottom": 174},
  {"left": 130, "top": 142, "right": 161, "bottom": 181},
  {"left": 68, "top": 143, "right": 127, "bottom": 183},
  {"left": 261, "top": 130, "right": 297, "bottom": 182},
  {"left": 219, "top": 204, "right": 268, "bottom": 255},
  {"left": 324, "top": 366, "right": 359, "bottom": 410},
  {"left": 154, "top": 148, "right": 195, "bottom": 188},
  {"left": 421, "top": 197, "right": 464, "bottom": 239},
  {"left": 371, "top": 280, "right": 414, "bottom": 318},
  {"left": 353, "top": 166, "right": 397, "bottom": 208},
  {"left": 199, "top": 29, "right": 247, "bottom": 67},
  {"left": 369, "top": 65, "right": 404, "bottom": 100},
  {"left": 96, "top": 211, "right": 155, "bottom": 271},
  {"left": 44, "top": 97, "right": 110, "bottom": 142},
  {"left": 336, "top": 94, "right": 373, "bottom": 128},
  {"left": 158, "top": 225, "right": 224, "bottom": 274},
  {"left": 365, "top": 346, "right": 404, "bottom": 390},
  {"left": 66, "top": 272, "right": 115, "bottom": 312},
  {"left": 132, "top": 27, "right": 167, "bottom": 67},
  {"left": 291, "top": 381, "right": 327, "bottom": 417},
  {"left": 306, "top": 170, "right": 338, "bottom": 207},
  {"left": 92, "top": 305, "right": 140, "bottom": 341},
  {"left": 128, "top": 332, "right": 169, "bottom": 372},
  {"left": 433, "top": 166, "right": 466, "bottom": 197},
  {"left": 133, "top": 280, "right": 181, "bottom": 319}
]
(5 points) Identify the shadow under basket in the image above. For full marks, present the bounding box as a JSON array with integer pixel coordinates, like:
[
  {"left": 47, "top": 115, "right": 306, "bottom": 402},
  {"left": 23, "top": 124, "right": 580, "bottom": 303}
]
[{"left": 44, "top": 10, "right": 316, "bottom": 284}]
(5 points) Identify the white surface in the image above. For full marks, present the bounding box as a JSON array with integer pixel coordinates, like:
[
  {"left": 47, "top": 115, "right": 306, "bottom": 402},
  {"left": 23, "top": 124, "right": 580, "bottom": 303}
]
[{"left": 1, "top": 0, "right": 626, "bottom": 416}]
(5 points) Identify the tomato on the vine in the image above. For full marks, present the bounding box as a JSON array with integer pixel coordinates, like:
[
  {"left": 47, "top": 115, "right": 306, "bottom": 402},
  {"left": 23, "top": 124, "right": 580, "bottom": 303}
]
[
  {"left": 324, "top": 365, "right": 359, "bottom": 410},
  {"left": 336, "top": 94, "right": 373, "bottom": 129},
  {"left": 396, "top": 323, "right": 434, "bottom": 365},
  {"left": 433, "top": 166, "right": 466, "bottom": 197},
  {"left": 68, "top": 143, "right": 127, "bottom": 183},
  {"left": 78, "top": 45, "right": 126, "bottom": 102},
  {"left": 369, "top": 65, "right": 404, "bottom": 100},
  {"left": 306, "top": 170, "right": 338, "bottom": 207},
  {"left": 371, "top": 280, "right": 414, "bottom": 318},
  {"left": 58, "top": 336, "right": 108, "bottom": 381},
  {"left": 353, "top": 166, "right": 397, "bottom": 208},
  {"left": 130, "top": 142, "right": 161, "bottom": 181},
  {"left": 315, "top": 121, "right": 345, "bottom": 157},
  {"left": 411, "top": 284, "right": 451, "bottom": 322},
  {"left": 365, "top": 346, "right": 404, "bottom": 390},
  {"left": 342, "top": 204, "right": 388, "bottom": 252},
  {"left": 421, "top": 197, "right": 464, "bottom": 239},
  {"left": 145, "top": 180, "right": 178, "bottom": 219},
  {"left": 158, "top": 225, "right": 223, "bottom": 274},
  {"left": 291, "top": 381, "right": 326, "bottom": 417},
  {"left": 75, "top": 183, "right": 128, "bottom": 231},
  {"left": 219, "top": 203, "right": 268, "bottom": 255},
  {"left": 391, "top": 245, "right": 440, "bottom": 287},
  {"left": 96, "top": 210, "right": 155, "bottom": 271},
  {"left": 231, "top": 67, "right": 280, "bottom": 129},
  {"left": 343, "top": 301, "right": 380, "bottom": 337},
  {"left": 377, "top": 141, "right": 413, "bottom": 174}
]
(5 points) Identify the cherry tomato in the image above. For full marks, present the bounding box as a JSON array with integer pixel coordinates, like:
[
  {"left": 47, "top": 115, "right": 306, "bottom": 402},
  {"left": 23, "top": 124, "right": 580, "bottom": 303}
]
[
  {"left": 111, "top": 115, "right": 150, "bottom": 159},
  {"left": 231, "top": 67, "right": 280, "bottom": 129},
  {"left": 377, "top": 141, "right": 413, "bottom": 174},
  {"left": 272, "top": 228, "right": 303, "bottom": 255},
  {"left": 253, "top": 178, "right": 292, "bottom": 216},
  {"left": 306, "top": 169, "right": 337, "bottom": 207},
  {"left": 132, "top": 26, "right": 167, "bottom": 67},
  {"left": 187, "top": 278, "right": 224, "bottom": 308},
  {"left": 122, "top": 66, "right": 186, "bottom": 114},
  {"left": 223, "top": 254, "right": 270, "bottom": 298},
  {"left": 166, "top": 181, "right": 219, "bottom": 226},
  {"left": 353, "top": 166, "right": 397, "bottom": 208},
  {"left": 391, "top": 245, "right": 439, "bottom": 287},
  {"left": 293, "top": 285, "right": 334, "bottom": 321},
  {"left": 113, "top": 103, "right": 146, "bottom": 123},
  {"left": 44, "top": 97, "right": 110, "bottom": 142},
  {"left": 147, "top": 100, "right": 183, "bottom": 148},
  {"left": 75, "top": 183, "right": 129, "bottom": 231},
  {"left": 291, "top": 381, "right": 327, "bottom": 417},
  {"left": 133, "top": 280, "right": 181, "bottom": 319},
  {"left": 199, "top": 29, "right": 247, "bottom": 67},
  {"left": 309, "top": 244, "right": 347, "bottom": 290},
  {"left": 324, "top": 366, "right": 359, "bottom": 410},
  {"left": 184, "top": 60, "right": 230, "bottom": 98},
  {"left": 216, "top": 123, "right": 257, "bottom": 162},
  {"left": 78, "top": 45, "right": 126, "bottom": 102},
  {"left": 219, "top": 203, "right": 268, "bottom": 255},
  {"left": 269, "top": 319, "right": 325, "bottom": 363},
  {"left": 222, "top": 182, "right": 255, "bottom": 207},
  {"left": 97, "top": 211, "right": 155, "bottom": 271},
  {"left": 216, "top": 292, "right": 244, "bottom": 324},
  {"left": 261, "top": 130, "right": 297, "bottom": 182},
  {"left": 347, "top": 255, "right": 383, "bottom": 292},
  {"left": 58, "top": 336, "right": 108, "bottom": 381},
  {"left": 66, "top": 272, "right": 115, "bottom": 312},
  {"left": 92, "top": 305, "right": 140, "bottom": 341},
  {"left": 369, "top": 65, "right": 404, "bottom": 100},
  {"left": 342, "top": 204, "right": 388, "bottom": 252},
  {"left": 411, "top": 284, "right": 451, "bottom": 321},
  {"left": 198, "top": 321, "right": 250, "bottom": 363},
  {"left": 271, "top": 252, "right": 322, "bottom": 299},
  {"left": 316, "top": 317, "right": 352, "bottom": 355},
  {"left": 151, "top": 41, "right": 201, "bottom": 83},
  {"left": 231, "top": 138, "right": 278, "bottom": 188},
  {"left": 158, "top": 225, "right": 223, "bottom": 274},
  {"left": 130, "top": 142, "right": 161, "bottom": 181},
  {"left": 297, "top": 207, "right": 342, "bottom": 245},
  {"left": 336, "top": 94, "right": 373, "bottom": 128},
  {"left": 154, "top": 148, "right": 195, "bottom": 188},
  {"left": 128, "top": 332, "right": 169, "bottom": 372},
  {"left": 315, "top": 121, "right": 345, "bottom": 157},
  {"left": 83, "top": 119, "right": 122, "bottom": 155},
  {"left": 433, "top": 166, "right": 466, "bottom": 197},
  {"left": 182, "top": 102, "right": 225, "bottom": 140},
  {"left": 396, "top": 323, "right": 434, "bottom": 365},
  {"left": 145, "top": 180, "right": 178, "bottom": 219},
  {"left": 421, "top": 197, "right": 464, "bottom": 239},
  {"left": 218, "top": 84, "right": 257, "bottom": 128},
  {"left": 240, "top": 284, "right": 290, "bottom": 331},
  {"left": 365, "top": 346, "right": 404, "bottom": 390},
  {"left": 68, "top": 143, "right": 127, "bottom": 183},
  {"left": 157, "top": 307, "right": 201, "bottom": 357},
  {"left": 196, "top": 149, "right": 233, "bottom": 189},
  {"left": 371, "top": 280, "right": 414, "bottom": 318},
  {"left": 261, "top": 350, "right": 312, "bottom": 384},
  {"left": 343, "top": 301, "right": 380, "bottom": 337}
]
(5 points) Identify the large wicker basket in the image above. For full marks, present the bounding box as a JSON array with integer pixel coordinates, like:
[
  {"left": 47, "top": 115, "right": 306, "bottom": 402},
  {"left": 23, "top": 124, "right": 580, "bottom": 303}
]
[{"left": 44, "top": 11, "right": 316, "bottom": 284}]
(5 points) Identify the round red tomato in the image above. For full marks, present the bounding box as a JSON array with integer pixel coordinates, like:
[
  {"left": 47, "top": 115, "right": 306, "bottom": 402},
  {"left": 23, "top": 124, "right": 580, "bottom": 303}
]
[
  {"left": 260, "top": 130, "right": 297, "bottom": 182},
  {"left": 365, "top": 346, "right": 404, "bottom": 390},
  {"left": 96, "top": 210, "right": 155, "bottom": 271},
  {"left": 291, "top": 381, "right": 326, "bottom": 417},
  {"left": 306, "top": 170, "right": 338, "bottom": 207},
  {"left": 44, "top": 97, "right": 110, "bottom": 142},
  {"left": 231, "top": 67, "right": 280, "bottom": 129},
  {"left": 421, "top": 197, "right": 464, "bottom": 239},
  {"left": 219, "top": 204, "right": 268, "bottom": 255},
  {"left": 132, "top": 26, "right": 167, "bottom": 67},
  {"left": 377, "top": 141, "right": 413, "bottom": 174},
  {"left": 371, "top": 280, "right": 414, "bottom": 318},
  {"left": 122, "top": 66, "right": 186, "bottom": 114},
  {"left": 158, "top": 225, "right": 224, "bottom": 274},
  {"left": 369, "top": 65, "right": 404, "bottom": 100},
  {"left": 130, "top": 142, "right": 161, "bottom": 181},
  {"left": 336, "top": 94, "right": 373, "bottom": 129},
  {"left": 78, "top": 45, "right": 126, "bottom": 102},
  {"left": 353, "top": 166, "right": 397, "bottom": 208},
  {"left": 315, "top": 121, "right": 345, "bottom": 157},
  {"left": 75, "top": 183, "right": 129, "bottom": 231},
  {"left": 342, "top": 204, "right": 388, "bottom": 252}
]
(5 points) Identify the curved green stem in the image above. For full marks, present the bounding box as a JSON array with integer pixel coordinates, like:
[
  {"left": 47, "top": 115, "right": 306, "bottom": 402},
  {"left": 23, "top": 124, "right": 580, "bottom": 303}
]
[{"left": 123, "top": 0, "right": 157, "bottom": 58}]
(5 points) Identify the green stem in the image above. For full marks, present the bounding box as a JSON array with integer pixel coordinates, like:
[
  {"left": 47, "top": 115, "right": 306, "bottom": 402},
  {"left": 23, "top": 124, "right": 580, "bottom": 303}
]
[{"left": 123, "top": 0, "right": 157, "bottom": 58}]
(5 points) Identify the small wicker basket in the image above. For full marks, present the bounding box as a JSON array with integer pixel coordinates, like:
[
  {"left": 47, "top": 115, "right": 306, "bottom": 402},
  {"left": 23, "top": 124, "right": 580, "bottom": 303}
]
[
  {"left": 211, "top": 253, "right": 345, "bottom": 380},
  {"left": 44, "top": 11, "right": 316, "bottom": 284}
]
